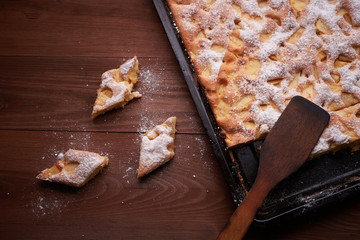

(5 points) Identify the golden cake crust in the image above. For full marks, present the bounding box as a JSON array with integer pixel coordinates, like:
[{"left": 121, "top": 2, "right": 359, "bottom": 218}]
[{"left": 167, "top": 0, "right": 360, "bottom": 156}]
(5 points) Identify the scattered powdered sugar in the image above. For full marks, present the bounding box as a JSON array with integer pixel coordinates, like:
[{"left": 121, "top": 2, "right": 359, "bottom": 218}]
[
  {"left": 296, "top": 187, "right": 341, "bottom": 213},
  {"left": 44, "top": 143, "right": 62, "bottom": 161},
  {"left": 139, "top": 69, "right": 156, "bottom": 88},
  {"left": 194, "top": 136, "right": 206, "bottom": 158},
  {"left": 121, "top": 149, "right": 141, "bottom": 184},
  {"left": 135, "top": 65, "right": 166, "bottom": 134},
  {"left": 122, "top": 167, "right": 133, "bottom": 179},
  {"left": 138, "top": 67, "right": 162, "bottom": 97},
  {"left": 27, "top": 195, "right": 69, "bottom": 218},
  {"left": 121, "top": 167, "right": 135, "bottom": 184},
  {"left": 138, "top": 115, "right": 156, "bottom": 135},
  {"left": 42, "top": 131, "right": 96, "bottom": 160}
]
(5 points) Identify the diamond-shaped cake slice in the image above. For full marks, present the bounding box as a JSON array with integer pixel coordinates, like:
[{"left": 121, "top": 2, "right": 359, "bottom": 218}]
[
  {"left": 92, "top": 56, "right": 141, "bottom": 119},
  {"left": 37, "top": 149, "right": 109, "bottom": 187},
  {"left": 137, "top": 117, "right": 177, "bottom": 178}
]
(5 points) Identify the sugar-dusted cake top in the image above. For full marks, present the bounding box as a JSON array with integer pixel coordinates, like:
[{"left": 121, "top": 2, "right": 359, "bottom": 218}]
[{"left": 167, "top": 0, "right": 360, "bottom": 156}]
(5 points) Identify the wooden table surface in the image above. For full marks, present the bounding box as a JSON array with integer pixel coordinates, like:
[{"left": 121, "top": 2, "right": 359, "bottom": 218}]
[{"left": 1, "top": 1, "right": 360, "bottom": 239}]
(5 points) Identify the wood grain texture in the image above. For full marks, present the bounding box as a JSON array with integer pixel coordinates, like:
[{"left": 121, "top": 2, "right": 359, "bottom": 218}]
[
  {"left": 0, "top": 0, "right": 170, "bottom": 58},
  {"left": 0, "top": 130, "right": 233, "bottom": 240},
  {"left": 0, "top": 56, "right": 204, "bottom": 133},
  {"left": 1, "top": 0, "right": 360, "bottom": 239}
]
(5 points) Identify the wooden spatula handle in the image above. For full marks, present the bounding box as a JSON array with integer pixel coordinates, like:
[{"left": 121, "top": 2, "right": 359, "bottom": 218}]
[
  {"left": 217, "top": 96, "right": 330, "bottom": 240},
  {"left": 217, "top": 180, "right": 271, "bottom": 240}
]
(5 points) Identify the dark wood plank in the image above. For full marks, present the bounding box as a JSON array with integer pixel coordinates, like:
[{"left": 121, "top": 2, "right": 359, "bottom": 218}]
[
  {"left": 1, "top": 0, "right": 360, "bottom": 239},
  {"left": 0, "top": 56, "right": 204, "bottom": 133},
  {"left": 0, "top": 0, "right": 172, "bottom": 58},
  {"left": 2, "top": 130, "right": 360, "bottom": 240},
  {"left": 0, "top": 130, "right": 234, "bottom": 240}
]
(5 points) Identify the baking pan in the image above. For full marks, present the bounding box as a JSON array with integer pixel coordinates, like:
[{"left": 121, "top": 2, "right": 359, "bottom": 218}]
[{"left": 153, "top": 0, "right": 360, "bottom": 226}]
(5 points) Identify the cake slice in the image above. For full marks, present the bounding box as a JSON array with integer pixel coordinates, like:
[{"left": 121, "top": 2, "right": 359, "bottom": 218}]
[
  {"left": 37, "top": 149, "right": 109, "bottom": 187},
  {"left": 137, "top": 117, "right": 177, "bottom": 178},
  {"left": 92, "top": 56, "right": 141, "bottom": 119}
]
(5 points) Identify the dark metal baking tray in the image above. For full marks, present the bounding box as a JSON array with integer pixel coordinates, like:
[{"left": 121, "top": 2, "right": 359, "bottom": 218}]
[{"left": 153, "top": 0, "right": 360, "bottom": 226}]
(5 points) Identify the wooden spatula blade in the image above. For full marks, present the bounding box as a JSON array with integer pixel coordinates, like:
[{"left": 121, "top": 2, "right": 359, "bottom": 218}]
[
  {"left": 217, "top": 96, "right": 330, "bottom": 240},
  {"left": 258, "top": 95, "right": 330, "bottom": 186}
]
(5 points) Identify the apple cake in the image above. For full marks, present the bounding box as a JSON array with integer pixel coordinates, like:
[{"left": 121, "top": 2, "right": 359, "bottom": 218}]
[
  {"left": 92, "top": 56, "right": 141, "bottom": 119},
  {"left": 166, "top": 0, "right": 360, "bottom": 157},
  {"left": 37, "top": 149, "right": 109, "bottom": 187},
  {"left": 138, "top": 117, "right": 177, "bottom": 178}
]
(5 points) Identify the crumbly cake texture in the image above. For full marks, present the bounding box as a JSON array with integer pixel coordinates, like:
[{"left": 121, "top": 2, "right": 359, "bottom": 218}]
[
  {"left": 37, "top": 149, "right": 109, "bottom": 187},
  {"left": 167, "top": 0, "right": 360, "bottom": 157},
  {"left": 92, "top": 56, "right": 141, "bottom": 119},
  {"left": 137, "top": 117, "right": 177, "bottom": 178}
]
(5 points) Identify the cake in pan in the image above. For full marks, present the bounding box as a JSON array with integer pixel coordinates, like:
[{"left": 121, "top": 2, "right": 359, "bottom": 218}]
[{"left": 167, "top": 0, "right": 360, "bottom": 157}]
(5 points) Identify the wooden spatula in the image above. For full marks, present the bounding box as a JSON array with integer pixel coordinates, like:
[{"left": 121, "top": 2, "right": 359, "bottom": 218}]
[{"left": 217, "top": 96, "right": 330, "bottom": 240}]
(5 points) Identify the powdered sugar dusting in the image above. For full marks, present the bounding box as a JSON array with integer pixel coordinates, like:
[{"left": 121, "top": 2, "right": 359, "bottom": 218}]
[
  {"left": 27, "top": 195, "right": 69, "bottom": 218},
  {"left": 252, "top": 103, "right": 281, "bottom": 134},
  {"left": 338, "top": 64, "right": 360, "bottom": 99},
  {"left": 138, "top": 117, "right": 176, "bottom": 177},
  {"left": 347, "top": 0, "right": 360, "bottom": 26},
  {"left": 120, "top": 57, "right": 136, "bottom": 77},
  {"left": 93, "top": 56, "right": 141, "bottom": 117},
  {"left": 37, "top": 149, "right": 108, "bottom": 187},
  {"left": 138, "top": 67, "right": 162, "bottom": 98},
  {"left": 97, "top": 79, "right": 129, "bottom": 111},
  {"left": 138, "top": 115, "right": 157, "bottom": 134},
  {"left": 196, "top": 49, "right": 226, "bottom": 81},
  {"left": 312, "top": 122, "right": 351, "bottom": 155},
  {"left": 170, "top": 0, "right": 360, "bottom": 151},
  {"left": 136, "top": 64, "right": 165, "bottom": 134},
  {"left": 170, "top": 0, "right": 241, "bottom": 83}
]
